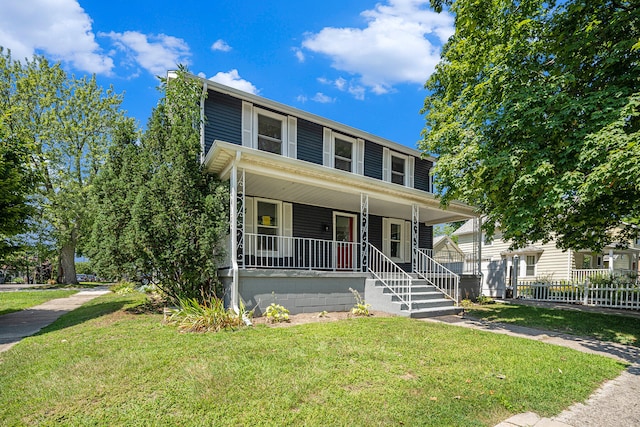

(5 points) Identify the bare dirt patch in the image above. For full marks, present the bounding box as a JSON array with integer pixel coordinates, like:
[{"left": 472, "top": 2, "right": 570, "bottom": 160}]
[{"left": 251, "top": 310, "right": 394, "bottom": 327}]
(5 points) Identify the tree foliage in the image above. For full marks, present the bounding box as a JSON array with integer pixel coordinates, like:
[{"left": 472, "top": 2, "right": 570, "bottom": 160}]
[
  {"left": 89, "top": 67, "right": 228, "bottom": 302},
  {"left": 0, "top": 50, "right": 35, "bottom": 255},
  {"left": 422, "top": 0, "right": 640, "bottom": 251},
  {"left": 0, "top": 47, "right": 129, "bottom": 283}
]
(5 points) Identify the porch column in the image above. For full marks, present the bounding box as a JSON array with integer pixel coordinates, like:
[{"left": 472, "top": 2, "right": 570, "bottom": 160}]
[
  {"left": 237, "top": 168, "right": 245, "bottom": 267},
  {"left": 360, "top": 193, "right": 369, "bottom": 272},
  {"left": 412, "top": 204, "right": 419, "bottom": 272},
  {"left": 609, "top": 249, "right": 614, "bottom": 273},
  {"left": 229, "top": 163, "right": 239, "bottom": 311}
]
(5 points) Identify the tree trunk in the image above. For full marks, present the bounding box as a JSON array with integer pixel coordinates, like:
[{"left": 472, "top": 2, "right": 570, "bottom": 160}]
[{"left": 59, "top": 243, "right": 78, "bottom": 285}]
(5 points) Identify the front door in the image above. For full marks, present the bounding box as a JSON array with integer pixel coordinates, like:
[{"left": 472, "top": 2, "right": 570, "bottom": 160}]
[{"left": 334, "top": 213, "right": 356, "bottom": 270}]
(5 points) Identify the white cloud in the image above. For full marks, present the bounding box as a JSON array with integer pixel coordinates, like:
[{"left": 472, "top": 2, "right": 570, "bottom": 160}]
[
  {"left": 0, "top": 0, "right": 113, "bottom": 74},
  {"left": 101, "top": 31, "right": 191, "bottom": 77},
  {"left": 211, "top": 39, "right": 232, "bottom": 52},
  {"left": 296, "top": 95, "right": 308, "bottom": 103},
  {"left": 293, "top": 47, "right": 305, "bottom": 62},
  {"left": 312, "top": 93, "right": 335, "bottom": 103},
  {"left": 318, "top": 76, "right": 366, "bottom": 100},
  {"left": 208, "top": 70, "right": 259, "bottom": 94},
  {"left": 301, "top": 0, "right": 453, "bottom": 95}
]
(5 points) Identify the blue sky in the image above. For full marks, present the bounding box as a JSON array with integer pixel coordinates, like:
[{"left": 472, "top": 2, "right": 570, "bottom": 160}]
[{"left": 0, "top": 0, "right": 454, "bottom": 149}]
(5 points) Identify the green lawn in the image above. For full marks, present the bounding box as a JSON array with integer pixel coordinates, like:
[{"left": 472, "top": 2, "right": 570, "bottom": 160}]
[
  {"left": 468, "top": 303, "right": 640, "bottom": 346},
  {"left": 0, "top": 293, "right": 626, "bottom": 426},
  {"left": 0, "top": 290, "right": 78, "bottom": 316}
]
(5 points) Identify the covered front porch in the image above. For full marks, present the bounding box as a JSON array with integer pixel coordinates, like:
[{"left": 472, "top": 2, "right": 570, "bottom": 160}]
[
  {"left": 205, "top": 141, "right": 479, "bottom": 315},
  {"left": 571, "top": 247, "right": 640, "bottom": 282}
]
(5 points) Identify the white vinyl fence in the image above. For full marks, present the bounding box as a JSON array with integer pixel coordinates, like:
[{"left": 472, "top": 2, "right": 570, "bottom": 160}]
[{"left": 516, "top": 280, "right": 640, "bottom": 310}]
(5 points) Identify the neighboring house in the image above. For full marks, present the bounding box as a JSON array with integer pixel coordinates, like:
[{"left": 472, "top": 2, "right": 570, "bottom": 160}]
[
  {"left": 454, "top": 219, "right": 640, "bottom": 298},
  {"left": 187, "top": 72, "right": 479, "bottom": 316},
  {"left": 432, "top": 235, "right": 467, "bottom": 275}
]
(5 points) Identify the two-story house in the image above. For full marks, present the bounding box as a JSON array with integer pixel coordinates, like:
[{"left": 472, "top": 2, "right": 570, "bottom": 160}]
[{"left": 184, "top": 72, "right": 479, "bottom": 317}]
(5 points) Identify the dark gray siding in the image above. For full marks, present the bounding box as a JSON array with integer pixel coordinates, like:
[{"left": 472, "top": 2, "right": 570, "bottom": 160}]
[
  {"left": 297, "top": 119, "right": 323, "bottom": 165},
  {"left": 364, "top": 141, "right": 383, "bottom": 180},
  {"left": 414, "top": 158, "right": 433, "bottom": 192},
  {"left": 204, "top": 91, "right": 242, "bottom": 153},
  {"left": 420, "top": 224, "right": 433, "bottom": 250},
  {"left": 293, "top": 203, "right": 335, "bottom": 240},
  {"left": 368, "top": 215, "right": 383, "bottom": 251}
]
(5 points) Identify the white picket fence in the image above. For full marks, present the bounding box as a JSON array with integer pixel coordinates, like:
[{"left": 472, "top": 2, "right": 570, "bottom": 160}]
[{"left": 516, "top": 280, "right": 640, "bottom": 310}]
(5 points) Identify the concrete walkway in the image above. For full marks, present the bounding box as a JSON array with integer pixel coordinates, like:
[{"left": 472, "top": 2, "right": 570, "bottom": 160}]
[
  {"left": 0, "top": 287, "right": 110, "bottom": 353},
  {"left": 425, "top": 310, "right": 640, "bottom": 427}
]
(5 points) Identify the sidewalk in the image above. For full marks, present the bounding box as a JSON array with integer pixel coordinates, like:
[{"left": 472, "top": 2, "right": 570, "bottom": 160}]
[
  {"left": 0, "top": 287, "right": 111, "bottom": 353},
  {"left": 424, "top": 312, "right": 640, "bottom": 427}
]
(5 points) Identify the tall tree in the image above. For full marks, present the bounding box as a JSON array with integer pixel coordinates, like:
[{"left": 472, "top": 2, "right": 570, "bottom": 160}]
[
  {"left": 0, "top": 48, "right": 128, "bottom": 283},
  {"left": 0, "top": 50, "right": 35, "bottom": 255},
  {"left": 422, "top": 0, "right": 640, "bottom": 251},
  {"left": 90, "top": 67, "right": 229, "bottom": 302}
]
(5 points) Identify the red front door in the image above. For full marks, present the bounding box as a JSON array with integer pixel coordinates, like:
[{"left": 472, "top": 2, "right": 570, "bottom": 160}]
[{"left": 335, "top": 214, "right": 354, "bottom": 269}]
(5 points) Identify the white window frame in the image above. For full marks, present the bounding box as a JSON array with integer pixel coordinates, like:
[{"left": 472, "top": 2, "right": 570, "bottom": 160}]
[
  {"left": 525, "top": 255, "right": 537, "bottom": 277},
  {"left": 254, "top": 198, "right": 282, "bottom": 255},
  {"left": 242, "top": 101, "right": 297, "bottom": 158},
  {"left": 382, "top": 218, "right": 412, "bottom": 263},
  {"left": 323, "top": 128, "right": 364, "bottom": 174},
  {"left": 382, "top": 147, "right": 414, "bottom": 187}
]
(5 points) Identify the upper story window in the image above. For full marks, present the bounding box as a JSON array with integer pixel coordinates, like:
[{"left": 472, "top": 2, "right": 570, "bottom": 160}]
[
  {"left": 334, "top": 138, "right": 352, "bottom": 172},
  {"left": 323, "top": 128, "right": 364, "bottom": 174},
  {"left": 242, "top": 101, "right": 297, "bottom": 158},
  {"left": 391, "top": 155, "right": 405, "bottom": 184},
  {"left": 257, "top": 114, "right": 282, "bottom": 154},
  {"left": 383, "top": 148, "right": 414, "bottom": 187}
]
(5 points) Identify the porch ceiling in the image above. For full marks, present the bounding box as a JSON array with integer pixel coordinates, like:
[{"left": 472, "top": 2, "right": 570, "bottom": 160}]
[{"left": 205, "top": 140, "right": 476, "bottom": 224}]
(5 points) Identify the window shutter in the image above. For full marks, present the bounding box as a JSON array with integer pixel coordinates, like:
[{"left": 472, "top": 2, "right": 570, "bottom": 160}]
[
  {"left": 407, "top": 156, "right": 415, "bottom": 188},
  {"left": 241, "top": 101, "right": 253, "bottom": 147},
  {"left": 244, "top": 197, "right": 254, "bottom": 234},
  {"left": 282, "top": 202, "right": 293, "bottom": 257},
  {"left": 356, "top": 138, "right": 365, "bottom": 175},
  {"left": 382, "top": 218, "right": 390, "bottom": 256},
  {"left": 287, "top": 116, "right": 297, "bottom": 159},
  {"left": 404, "top": 221, "right": 412, "bottom": 263},
  {"left": 322, "top": 127, "right": 333, "bottom": 167},
  {"left": 382, "top": 147, "right": 390, "bottom": 182}
]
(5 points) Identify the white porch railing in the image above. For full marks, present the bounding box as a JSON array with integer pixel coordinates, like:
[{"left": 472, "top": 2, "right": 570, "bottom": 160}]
[
  {"left": 517, "top": 280, "right": 640, "bottom": 310},
  {"left": 415, "top": 248, "right": 459, "bottom": 303},
  {"left": 572, "top": 269, "right": 635, "bottom": 283},
  {"left": 243, "top": 233, "right": 361, "bottom": 271},
  {"left": 367, "top": 243, "right": 414, "bottom": 312}
]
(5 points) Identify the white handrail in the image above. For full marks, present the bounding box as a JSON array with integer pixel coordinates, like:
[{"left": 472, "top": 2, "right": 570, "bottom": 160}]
[
  {"left": 414, "top": 248, "right": 459, "bottom": 303},
  {"left": 367, "top": 243, "right": 414, "bottom": 312}
]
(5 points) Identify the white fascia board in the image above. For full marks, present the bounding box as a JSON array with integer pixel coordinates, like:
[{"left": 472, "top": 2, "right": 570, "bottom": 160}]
[{"left": 183, "top": 72, "right": 435, "bottom": 163}]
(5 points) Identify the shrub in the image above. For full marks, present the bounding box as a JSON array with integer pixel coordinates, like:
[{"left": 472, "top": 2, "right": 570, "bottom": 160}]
[
  {"left": 110, "top": 281, "right": 136, "bottom": 295},
  {"left": 349, "top": 287, "right": 371, "bottom": 316},
  {"left": 12, "top": 277, "right": 24, "bottom": 284},
  {"left": 460, "top": 298, "right": 473, "bottom": 309},
  {"left": 265, "top": 303, "right": 290, "bottom": 323},
  {"left": 166, "top": 297, "right": 250, "bottom": 332},
  {"left": 46, "top": 279, "right": 56, "bottom": 286},
  {"left": 476, "top": 294, "right": 495, "bottom": 305}
]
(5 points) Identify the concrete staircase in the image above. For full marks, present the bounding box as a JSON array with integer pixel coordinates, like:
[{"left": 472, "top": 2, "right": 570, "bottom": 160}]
[{"left": 365, "top": 276, "right": 462, "bottom": 318}]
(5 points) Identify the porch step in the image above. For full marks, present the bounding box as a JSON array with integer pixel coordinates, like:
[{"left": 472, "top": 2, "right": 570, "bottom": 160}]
[{"left": 365, "top": 278, "right": 461, "bottom": 318}]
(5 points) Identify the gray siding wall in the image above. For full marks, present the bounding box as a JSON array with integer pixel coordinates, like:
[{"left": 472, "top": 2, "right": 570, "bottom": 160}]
[
  {"left": 368, "top": 215, "right": 383, "bottom": 250},
  {"left": 204, "top": 91, "right": 242, "bottom": 153},
  {"left": 293, "top": 203, "right": 338, "bottom": 240},
  {"left": 297, "top": 118, "right": 323, "bottom": 165},
  {"left": 364, "top": 140, "right": 383, "bottom": 180},
  {"left": 420, "top": 224, "right": 433, "bottom": 250},
  {"left": 414, "top": 158, "right": 432, "bottom": 192}
]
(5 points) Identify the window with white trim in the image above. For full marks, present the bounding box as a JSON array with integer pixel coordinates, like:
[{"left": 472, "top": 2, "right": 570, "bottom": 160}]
[
  {"left": 322, "top": 128, "right": 364, "bottom": 174},
  {"left": 334, "top": 138, "right": 352, "bottom": 172},
  {"left": 382, "top": 148, "right": 414, "bottom": 187},
  {"left": 256, "top": 200, "right": 280, "bottom": 251},
  {"left": 525, "top": 255, "right": 536, "bottom": 276},
  {"left": 391, "top": 155, "right": 405, "bottom": 185},
  {"left": 383, "top": 218, "right": 411, "bottom": 263},
  {"left": 257, "top": 114, "right": 282, "bottom": 155},
  {"left": 241, "top": 102, "right": 297, "bottom": 158}
]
